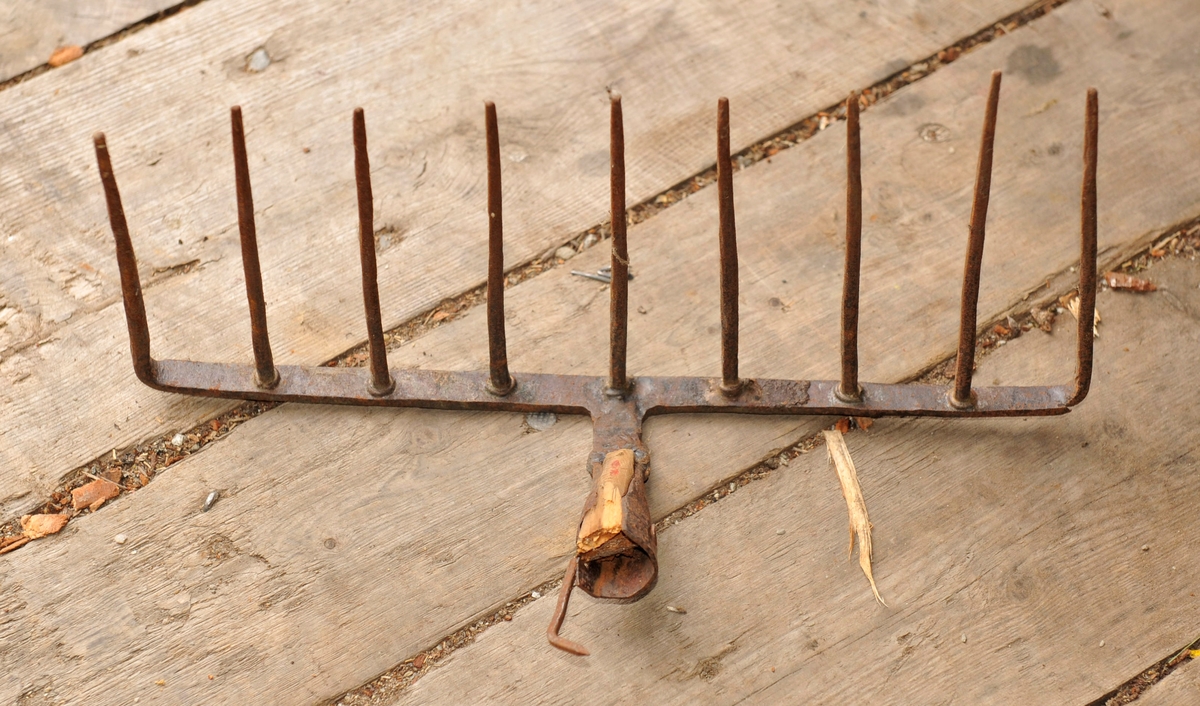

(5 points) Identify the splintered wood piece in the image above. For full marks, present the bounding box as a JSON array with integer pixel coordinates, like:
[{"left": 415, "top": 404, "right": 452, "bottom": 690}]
[
  {"left": 823, "top": 429, "right": 886, "bottom": 606},
  {"left": 71, "top": 478, "right": 121, "bottom": 510},
  {"left": 20, "top": 513, "right": 70, "bottom": 539},
  {"left": 577, "top": 449, "right": 635, "bottom": 554}
]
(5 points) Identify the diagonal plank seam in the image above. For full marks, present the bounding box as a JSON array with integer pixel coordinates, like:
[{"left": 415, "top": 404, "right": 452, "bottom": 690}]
[
  {"left": 325, "top": 228, "right": 1200, "bottom": 705},
  {"left": 1086, "top": 634, "right": 1200, "bottom": 705},
  {"left": 0, "top": 0, "right": 210, "bottom": 94}
]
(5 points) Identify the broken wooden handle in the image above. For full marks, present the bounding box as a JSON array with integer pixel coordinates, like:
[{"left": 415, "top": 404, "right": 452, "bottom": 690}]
[{"left": 547, "top": 448, "right": 658, "bottom": 655}]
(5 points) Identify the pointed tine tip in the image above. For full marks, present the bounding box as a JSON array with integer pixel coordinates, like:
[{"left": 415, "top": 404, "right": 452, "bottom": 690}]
[
  {"left": 484, "top": 99, "right": 495, "bottom": 109},
  {"left": 231, "top": 104, "right": 242, "bottom": 118},
  {"left": 93, "top": 131, "right": 106, "bottom": 147},
  {"left": 610, "top": 91, "right": 622, "bottom": 105}
]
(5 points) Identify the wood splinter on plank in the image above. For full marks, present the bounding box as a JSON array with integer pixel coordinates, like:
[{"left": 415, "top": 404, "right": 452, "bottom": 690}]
[{"left": 823, "top": 429, "right": 886, "bottom": 606}]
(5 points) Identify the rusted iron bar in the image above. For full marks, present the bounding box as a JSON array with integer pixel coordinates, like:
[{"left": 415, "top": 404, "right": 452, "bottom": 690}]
[
  {"left": 838, "top": 91, "right": 863, "bottom": 403},
  {"left": 485, "top": 101, "right": 516, "bottom": 396},
  {"left": 93, "top": 133, "right": 154, "bottom": 384},
  {"left": 1069, "top": 88, "right": 1099, "bottom": 406},
  {"left": 142, "top": 359, "right": 1072, "bottom": 420},
  {"left": 951, "top": 71, "right": 1002, "bottom": 408},
  {"left": 608, "top": 95, "right": 629, "bottom": 395},
  {"left": 716, "top": 98, "right": 742, "bottom": 396},
  {"left": 353, "top": 108, "right": 394, "bottom": 397},
  {"left": 230, "top": 106, "right": 280, "bottom": 389}
]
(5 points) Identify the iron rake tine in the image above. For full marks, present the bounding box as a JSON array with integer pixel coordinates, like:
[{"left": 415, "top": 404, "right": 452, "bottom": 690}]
[
  {"left": 1069, "top": 88, "right": 1099, "bottom": 406},
  {"left": 93, "top": 132, "right": 155, "bottom": 384},
  {"left": 485, "top": 101, "right": 515, "bottom": 396},
  {"left": 353, "top": 107, "right": 395, "bottom": 396},
  {"left": 951, "top": 70, "right": 1002, "bottom": 408},
  {"left": 607, "top": 93, "right": 629, "bottom": 395},
  {"left": 716, "top": 97, "right": 742, "bottom": 397},
  {"left": 838, "top": 91, "right": 863, "bottom": 403},
  {"left": 230, "top": 106, "right": 280, "bottom": 389}
]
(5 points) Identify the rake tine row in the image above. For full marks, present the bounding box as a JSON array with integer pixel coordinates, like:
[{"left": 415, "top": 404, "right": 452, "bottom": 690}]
[{"left": 93, "top": 76, "right": 1098, "bottom": 413}]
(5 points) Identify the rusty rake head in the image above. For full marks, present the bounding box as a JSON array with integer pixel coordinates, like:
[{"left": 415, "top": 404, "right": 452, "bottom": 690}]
[{"left": 94, "top": 71, "right": 1098, "bottom": 655}]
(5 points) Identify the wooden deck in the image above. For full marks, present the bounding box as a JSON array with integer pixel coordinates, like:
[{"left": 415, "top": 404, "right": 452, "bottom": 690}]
[{"left": 1, "top": 0, "right": 1197, "bottom": 703}]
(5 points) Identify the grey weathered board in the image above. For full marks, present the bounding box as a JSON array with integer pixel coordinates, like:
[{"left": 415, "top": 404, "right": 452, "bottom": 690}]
[
  {"left": 0, "top": 0, "right": 1033, "bottom": 517},
  {"left": 395, "top": 260, "right": 1200, "bottom": 705},
  {"left": 2, "top": 1, "right": 1199, "bottom": 703},
  {"left": 0, "top": 0, "right": 179, "bottom": 82},
  {"left": 1140, "top": 659, "right": 1200, "bottom": 706}
]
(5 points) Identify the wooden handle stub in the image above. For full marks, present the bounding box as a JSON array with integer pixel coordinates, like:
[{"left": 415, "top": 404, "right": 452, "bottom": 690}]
[{"left": 573, "top": 448, "right": 657, "bottom": 601}]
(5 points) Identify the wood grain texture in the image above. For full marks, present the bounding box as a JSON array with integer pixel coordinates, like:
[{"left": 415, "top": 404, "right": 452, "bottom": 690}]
[
  {"left": 0, "top": 0, "right": 178, "bottom": 81},
  {"left": 394, "top": 258, "right": 1200, "bottom": 705},
  {"left": 0, "top": 0, "right": 1033, "bottom": 515},
  {"left": 2, "top": 0, "right": 1199, "bottom": 703}
]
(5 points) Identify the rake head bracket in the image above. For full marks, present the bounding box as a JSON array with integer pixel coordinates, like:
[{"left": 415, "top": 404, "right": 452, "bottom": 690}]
[{"left": 95, "top": 72, "right": 1098, "bottom": 655}]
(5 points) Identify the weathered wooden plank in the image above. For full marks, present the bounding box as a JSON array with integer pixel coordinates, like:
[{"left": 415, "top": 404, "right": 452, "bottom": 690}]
[
  {"left": 0, "top": 0, "right": 1034, "bottom": 514},
  {"left": 394, "top": 259, "right": 1200, "bottom": 705},
  {"left": 0, "top": 0, "right": 178, "bottom": 81},
  {"left": 3, "top": 0, "right": 1199, "bottom": 703},
  {"left": 1139, "top": 660, "right": 1200, "bottom": 706}
]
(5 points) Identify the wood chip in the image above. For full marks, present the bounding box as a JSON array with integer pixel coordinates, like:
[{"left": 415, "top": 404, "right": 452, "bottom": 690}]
[
  {"left": 1064, "top": 292, "right": 1101, "bottom": 337},
  {"left": 48, "top": 45, "right": 84, "bottom": 67},
  {"left": 0, "top": 537, "right": 31, "bottom": 555},
  {"left": 1104, "top": 271, "right": 1157, "bottom": 292},
  {"left": 823, "top": 430, "right": 886, "bottom": 606},
  {"left": 71, "top": 478, "right": 121, "bottom": 510},
  {"left": 20, "top": 513, "right": 70, "bottom": 539}
]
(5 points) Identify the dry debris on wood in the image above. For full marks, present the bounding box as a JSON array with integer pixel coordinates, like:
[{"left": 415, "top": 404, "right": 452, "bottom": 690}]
[
  {"left": 20, "top": 513, "right": 69, "bottom": 539},
  {"left": 1104, "top": 271, "right": 1157, "bottom": 292},
  {"left": 71, "top": 478, "right": 121, "bottom": 511},
  {"left": 48, "top": 45, "right": 83, "bottom": 67},
  {"left": 1063, "top": 291, "right": 1101, "bottom": 337},
  {"left": 823, "top": 429, "right": 886, "bottom": 606}
]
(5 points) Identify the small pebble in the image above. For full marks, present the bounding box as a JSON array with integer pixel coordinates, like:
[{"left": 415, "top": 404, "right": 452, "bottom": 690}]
[
  {"left": 525, "top": 412, "right": 558, "bottom": 432},
  {"left": 531, "top": 590, "right": 541, "bottom": 599},
  {"left": 203, "top": 491, "right": 220, "bottom": 512},
  {"left": 1141, "top": 544, "right": 1149, "bottom": 552},
  {"left": 776, "top": 529, "right": 786, "bottom": 536},
  {"left": 961, "top": 634, "right": 967, "bottom": 643},
  {"left": 582, "top": 233, "right": 599, "bottom": 249},
  {"left": 554, "top": 246, "right": 576, "bottom": 261},
  {"left": 666, "top": 605, "right": 687, "bottom": 614},
  {"left": 1099, "top": 640, "right": 1105, "bottom": 647},
  {"left": 245, "top": 47, "right": 271, "bottom": 72},
  {"left": 114, "top": 534, "right": 127, "bottom": 545},
  {"left": 171, "top": 433, "right": 185, "bottom": 448},
  {"left": 637, "top": 305, "right": 648, "bottom": 315}
]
